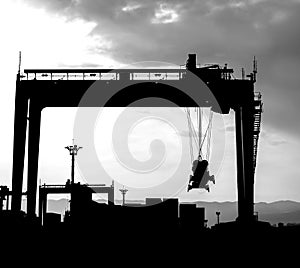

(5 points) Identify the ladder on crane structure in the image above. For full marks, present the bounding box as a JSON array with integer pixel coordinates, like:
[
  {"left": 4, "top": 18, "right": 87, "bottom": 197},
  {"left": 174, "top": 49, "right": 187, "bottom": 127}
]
[{"left": 253, "top": 92, "right": 263, "bottom": 173}]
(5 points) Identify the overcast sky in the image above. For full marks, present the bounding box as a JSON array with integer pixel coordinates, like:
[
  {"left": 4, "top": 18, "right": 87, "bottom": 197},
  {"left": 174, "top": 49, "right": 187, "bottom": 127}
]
[{"left": 1, "top": 0, "right": 300, "bottom": 203}]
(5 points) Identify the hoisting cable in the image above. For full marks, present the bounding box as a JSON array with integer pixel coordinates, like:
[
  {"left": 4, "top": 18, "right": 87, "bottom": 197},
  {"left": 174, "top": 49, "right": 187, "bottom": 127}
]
[
  {"left": 206, "top": 110, "right": 213, "bottom": 161},
  {"left": 186, "top": 107, "right": 213, "bottom": 163},
  {"left": 185, "top": 108, "right": 195, "bottom": 164},
  {"left": 186, "top": 109, "right": 199, "bottom": 148},
  {"left": 199, "top": 109, "right": 214, "bottom": 160},
  {"left": 187, "top": 109, "right": 199, "bottom": 148}
]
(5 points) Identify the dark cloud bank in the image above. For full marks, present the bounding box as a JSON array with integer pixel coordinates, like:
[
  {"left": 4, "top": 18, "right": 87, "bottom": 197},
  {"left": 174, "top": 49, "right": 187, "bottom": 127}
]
[{"left": 24, "top": 0, "right": 300, "bottom": 137}]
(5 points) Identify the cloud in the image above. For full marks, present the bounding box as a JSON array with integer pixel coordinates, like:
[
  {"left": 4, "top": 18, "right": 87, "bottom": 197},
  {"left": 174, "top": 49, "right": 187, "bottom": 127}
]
[
  {"left": 222, "top": 124, "right": 288, "bottom": 146},
  {"left": 22, "top": 0, "right": 300, "bottom": 63},
  {"left": 269, "top": 139, "right": 287, "bottom": 146},
  {"left": 261, "top": 130, "right": 288, "bottom": 146},
  {"left": 178, "top": 130, "right": 198, "bottom": 138},
  {"left": 225, "top": 125, "right": 235, "bottom": 132},
  {"left": 134, "top": 109, "right": 152, "bottom": 115},
  {"left": 151, "top": 3, "right": 180, "bottom": 24}
]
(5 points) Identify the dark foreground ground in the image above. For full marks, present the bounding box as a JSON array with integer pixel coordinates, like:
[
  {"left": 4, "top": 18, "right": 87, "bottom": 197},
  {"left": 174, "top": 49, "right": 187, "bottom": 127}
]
[{"left": 1, "top": 211, "right": 300, "bottom": 260}]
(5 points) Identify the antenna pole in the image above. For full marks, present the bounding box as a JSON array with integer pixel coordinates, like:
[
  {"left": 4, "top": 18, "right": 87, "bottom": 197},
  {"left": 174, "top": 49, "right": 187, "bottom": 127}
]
[{"left": 18, "top": 51, "right": 21, "bottom": 75}]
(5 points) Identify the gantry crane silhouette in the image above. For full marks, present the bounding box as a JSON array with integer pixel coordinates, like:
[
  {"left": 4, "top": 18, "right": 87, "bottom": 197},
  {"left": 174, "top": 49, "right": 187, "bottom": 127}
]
[{"left": 11, "top": 54, "right": 262, "bottom": 224}]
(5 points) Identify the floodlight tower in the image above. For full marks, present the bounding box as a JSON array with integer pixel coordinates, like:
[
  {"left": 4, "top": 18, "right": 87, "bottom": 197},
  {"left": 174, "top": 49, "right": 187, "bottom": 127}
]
[
  {"left": 119, "top": 186, "right": 128, "bottom": 206},
  {"left": 65, "top": 141, "right": 82, "bottom": 185}
]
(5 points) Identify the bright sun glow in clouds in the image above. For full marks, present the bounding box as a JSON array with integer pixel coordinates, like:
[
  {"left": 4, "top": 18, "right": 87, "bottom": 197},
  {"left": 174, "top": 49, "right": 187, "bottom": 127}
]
[
  {"left": 151, "top": 3, "right": 179, "bottom": 24},
  {"left": 122, "top": 3, "right": 142, "bottom": 12},
  {"left": 0, "top": 0, "right": 119, "bottom": 68}
]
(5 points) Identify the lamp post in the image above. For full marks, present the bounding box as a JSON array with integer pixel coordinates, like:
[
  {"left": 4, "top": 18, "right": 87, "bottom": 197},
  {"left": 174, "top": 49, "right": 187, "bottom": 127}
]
[
  {"left": 216, "top": 211, "right": 220, "bottom": 225},
  {"left": 65, "top": 142, "right": 82, "bottom": 185},
  {"left": 119, "top": 186, "right": 128, "bottom": 206}
]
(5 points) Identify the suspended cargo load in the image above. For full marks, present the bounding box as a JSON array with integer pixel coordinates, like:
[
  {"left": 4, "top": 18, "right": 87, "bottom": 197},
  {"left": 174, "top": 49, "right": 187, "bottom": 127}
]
[
  {"left": 185, "top": 107, "right": 215, "bottom": 192},
  {"left": 187, "top": 158, "right": 215, "bottom": 192}
]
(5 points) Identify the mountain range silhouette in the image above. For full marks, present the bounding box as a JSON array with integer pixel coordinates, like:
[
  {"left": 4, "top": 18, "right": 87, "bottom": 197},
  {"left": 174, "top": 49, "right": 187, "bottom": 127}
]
[{"left": 20, "top": 199, "right": 300, "bottom": 227}]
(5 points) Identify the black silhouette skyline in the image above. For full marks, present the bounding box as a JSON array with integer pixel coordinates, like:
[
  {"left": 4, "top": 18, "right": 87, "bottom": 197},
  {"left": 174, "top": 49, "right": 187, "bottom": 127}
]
[{"left": 1, "top": 1, "right": 300, "bottom": 249}]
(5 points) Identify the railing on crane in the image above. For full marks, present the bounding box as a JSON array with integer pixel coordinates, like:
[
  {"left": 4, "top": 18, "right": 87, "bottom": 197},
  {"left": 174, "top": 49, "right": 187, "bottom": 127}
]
[
  {"left": 21, "top": 69, "right": 185, "bottom": 81},
  {"left": 20, "top": 64, "right": 235, "bottom": 82}
]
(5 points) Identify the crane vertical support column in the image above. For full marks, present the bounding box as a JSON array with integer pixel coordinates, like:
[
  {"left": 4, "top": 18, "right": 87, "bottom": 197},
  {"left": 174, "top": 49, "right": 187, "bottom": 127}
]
[
  {"left": 38, "top": 189, "right": 43, "bottom": 223},
  {"left": 38, "top": 186, "right": 47, "bottom": 225},
  {"left": 11, "top": 76, "right": 29, "bottom": 212},
  {"left": 242, "top": 103, "right": 255, "bottom": 222},
  {"left": 42, "top": 193, "right": 47, "bottom": 225},
  {"left": 235, "top": 102, "right": 255, "bottom": 223},
  {"left": 235, "top": 106, "right": 246, "bottom": 221},
  {"left": 26, "top": 100, "right": 42, "bottom": 217}
]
